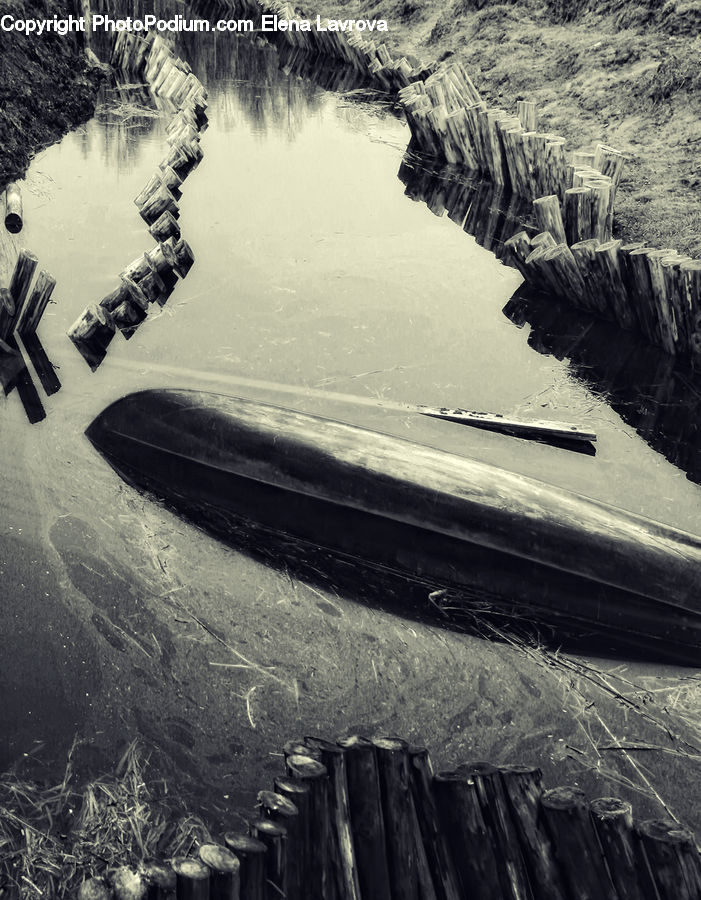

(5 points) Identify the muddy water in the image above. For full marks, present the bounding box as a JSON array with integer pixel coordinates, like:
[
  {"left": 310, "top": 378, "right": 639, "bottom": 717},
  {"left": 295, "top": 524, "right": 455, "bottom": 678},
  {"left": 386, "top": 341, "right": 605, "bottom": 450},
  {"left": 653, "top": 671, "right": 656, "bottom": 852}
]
[{"left": 2, "top": 26, "right": 701, "bottom": 827}]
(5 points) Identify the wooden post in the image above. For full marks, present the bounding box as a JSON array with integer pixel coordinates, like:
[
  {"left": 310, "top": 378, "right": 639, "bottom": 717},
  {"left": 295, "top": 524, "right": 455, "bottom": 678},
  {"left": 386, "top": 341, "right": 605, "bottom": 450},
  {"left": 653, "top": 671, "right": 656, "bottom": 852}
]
[
  {"left": 336, "top": 735, "right": 392, "bottom": 900},
  {"left": 8, "top": 249, "right": 38, "bottom": 333},
  {"left": 149, "top": 210, "right": 181, "bottom": 243},
  {"left": 257, "top": 790, "right": 302, "bottom": 900},
  {"left": 645, "top": 249, "right": 678, "bottom": 354},
  {"left": 571, "top": 239, "right": 605, "bottom": 314},
  {"left": 540, "top": 786, "right": 617, "bottom": 900},
  {"left": 373, "top": 737, "right": 421, "bottom": 900},
  {"left": 4, "top": 182, "right": 23, "bottom": 233},
  {"left": 564, "top": 187, "right": 592, "bottom": 244},
  {"left": 637, "top": 820, "right": 701, "bottom": 900},
  {"left": 589, "top": 798, "right": 643, "bottom": 900},
  {"left": 171, "top": 858, "right": 210, "bottom": 900},
  {"left": 200, "top": 843, "right": 241, "bottom": 900},
  {"left": 459, "top": 761, "right": 531, "bottom": 900},
  {"left": 433, "top": 770, "right": 502, "bottom": 900},
  {"left": 0, "top": 288, "right": 16, "bottom": 342},
  {"left": 594, "top": 240, "right": 637, "bottom": 330},
  {"left": 305, "top": 736, "right": 362, "bottom": 900},
  {"left": 170, "top": 238, "right": 195, "bottom": 277},
  {"left": 110, "top": 867, "right": 147, "bottom": 899},
  {"left": 273, "top": 776, "right": 312, "bottom": 898},
  {"left": 142, "top": 861, "right": 176, "bottom": 899},
  {"left": 533, "top": 195, "right": 567, "bottom": 245},
  {"left": 77, "top": 879, "right": 111, "bottom": 900},
  {"left": 16, "top": 269, "right": 56, "bottom": 337},
  {"left": 250, "top": 819, "right": 287, "bottom": 900},
  {"left": 516, "top": 100, "right": 537, "bottom": 133},
  {"left": 285, "top": 754, "right": 332, "bottom": 900},
  {"left": 409, "top": 747, "right": 462, "bottom": 900},
  {"left": 21, "top": 333, "right": 60, "bottom": 396},
  {"left": 500, "top": 765, "right": 567, "bottom": 900},
  {"left": 67, "top": 304, "right": 115, "bottom": 351},
  {"left": 589, "top": 180, "right": 612, "bottom": 242},
  {"left": 224, "top": 833, "right": 266, "bottom": 900}
]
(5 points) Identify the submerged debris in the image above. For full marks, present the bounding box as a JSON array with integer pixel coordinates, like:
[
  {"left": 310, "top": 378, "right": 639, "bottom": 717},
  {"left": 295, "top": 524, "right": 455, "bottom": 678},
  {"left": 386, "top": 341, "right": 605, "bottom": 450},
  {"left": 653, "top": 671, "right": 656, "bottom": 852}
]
[{"left": 0, "top": 740, "right": 210, "bottom": 899}]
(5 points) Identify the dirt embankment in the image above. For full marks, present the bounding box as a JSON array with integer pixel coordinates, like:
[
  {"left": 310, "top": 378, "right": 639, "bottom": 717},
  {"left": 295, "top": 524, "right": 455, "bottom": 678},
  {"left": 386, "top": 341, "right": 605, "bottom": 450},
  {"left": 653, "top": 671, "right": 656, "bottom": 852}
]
[
  {"left": 315, "top": 0, "right": 701, "bottom": 255},
  {"left": 0, "top": 0, "right": 102, "bottom": 187}
]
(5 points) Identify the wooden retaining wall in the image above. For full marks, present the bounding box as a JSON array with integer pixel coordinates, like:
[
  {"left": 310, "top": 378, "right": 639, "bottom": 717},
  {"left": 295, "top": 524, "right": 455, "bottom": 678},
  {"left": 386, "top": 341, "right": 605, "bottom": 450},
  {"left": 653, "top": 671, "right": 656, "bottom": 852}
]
[
  {"left": 203, "top": 0, "right": 700, "bottom": 370},
  {"left": 67, "top": 31, "right": 203, "bottom": 369},
  {"left": 76, "top": 733, "right": 701, "bottom": 899}
]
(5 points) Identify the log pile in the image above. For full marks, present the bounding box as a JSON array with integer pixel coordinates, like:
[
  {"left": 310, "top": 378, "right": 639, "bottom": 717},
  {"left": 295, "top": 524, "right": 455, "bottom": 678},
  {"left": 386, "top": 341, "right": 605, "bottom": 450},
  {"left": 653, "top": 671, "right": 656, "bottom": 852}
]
[
  {"left": 68, "top": 33, "right": 205, "bottom": 370},
  {"left": 74, "top": 733, "right": 701, "bottom": 900}
]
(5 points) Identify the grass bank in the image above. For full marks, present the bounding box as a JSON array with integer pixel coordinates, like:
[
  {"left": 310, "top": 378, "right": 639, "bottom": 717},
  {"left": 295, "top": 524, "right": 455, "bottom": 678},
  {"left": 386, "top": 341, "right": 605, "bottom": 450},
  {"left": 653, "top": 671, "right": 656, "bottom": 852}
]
[
  {"left": 0, "top": 0, "right": 102, "bottom": 186},
  {"left": 311, "top": 0, "right": 701, "bottom": 256}
]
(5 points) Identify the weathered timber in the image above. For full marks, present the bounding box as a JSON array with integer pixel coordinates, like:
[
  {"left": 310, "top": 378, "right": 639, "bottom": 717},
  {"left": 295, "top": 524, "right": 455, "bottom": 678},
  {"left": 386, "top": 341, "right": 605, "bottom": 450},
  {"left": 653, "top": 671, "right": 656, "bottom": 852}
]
[
  {"left": 0, "top": 288, "right": 16, "bottom": 341},
  {"left": 500, "top": 765, "right": 567, "bottom": 900},
  {"left": 517, "top": 100, "right": 537, "bottom": 133},
  {"left": 273, "top": 775, "right": 313, "bottom": 891},
  {"left": 285, "top": 754, "right": 332, "bottom": 900},
  {"left": 533, "top": 195, "right": 567, "bottom": 245},
  {"left": 540, "top": 786, "right": 617, "bottom": 900},
  {"left": 4, "top": 182, "right": 23, "bottom": 233},
  {"left": 571, "top": 239, "right": 606, "bottom": 314},
  {"left": 200, "top": 842, "right": 241, "bottom": 900},
  {"left": 409, "top": 747, "right": 461, "bottom": 900},
  {"left": 594, "top": 240, "right": 637, "bottom": 330},
  {"left": 637, "top": 819, "right": 701, "bottom": 900},
  {"left": 67, "top": 304, "right": 115, "bottom": 351},
  {"left": 120, "top": 275, "right": 150, "bottom": 312},
  {"left": 589, "top": 180, "right": 612, "bottom": 242},
  {"left": 589, "top": 798, "right": 644, "bottom": 900},
  {"left": 8, "top": 249, "right": 38, "bottom": 333},
  {"left": 171, "top": 857, "right": 210, "bottom": 900},
  {"left": 77, "top": 878, "right": 111, "bottom": 900},
  {"left": 305, "top": 736, "right": 362, "bottom": 900},
  {"left": 258, "top": 790, "right": 302, "bottom": 900},
  {"left": 645, "top": 249, "right": 678, "bottom": 354},
  {"left": 250, "top": 819, "right": 287, "bottom": 900},
  {"left": 460, "top": 762, "right": 532, "bottom": 900},
  {"left": 373, "top": 737, "right": 421, "bottom": 900},
  {"left": 433, "top": 770, "right": 502, "bottom": 900},
  {"left": 149, "top": 209, "right": 181, "bottom": 243},
  {"left": 139, "top": 183, "right": 179, "bottom": 226},
  {"left": 336, "top": 735, "right": 392, "bottom": 900},
  {"left": 283, "top": 739, "right": 319, "bottom": 760},
  {"left": 21, "top": 333, "right": 60, "bottom": 396},
  {"left": 564, "top": 187, "right": 592, "bottom": 245},
  {"left": 17, "top": 269, "right": 56, "bottom": 336},
  {"left": 110, "top": 866, "right": 147, "bottom": 900},
  {"left": 170, "top": 237, "right": 195, "bottom": 276},
  {"left": 223, "top": 833, "right": 266, "bottom": 900},
  {"left": 142, "top": 861, "right": 176, "bottom": 899}
]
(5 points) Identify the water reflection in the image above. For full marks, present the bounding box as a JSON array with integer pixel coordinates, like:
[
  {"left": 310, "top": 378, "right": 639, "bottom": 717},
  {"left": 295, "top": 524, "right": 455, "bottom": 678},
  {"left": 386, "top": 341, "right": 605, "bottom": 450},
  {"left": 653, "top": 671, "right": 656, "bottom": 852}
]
[{"left": 505, "top": 287, "right": 701, "bottom": 486}]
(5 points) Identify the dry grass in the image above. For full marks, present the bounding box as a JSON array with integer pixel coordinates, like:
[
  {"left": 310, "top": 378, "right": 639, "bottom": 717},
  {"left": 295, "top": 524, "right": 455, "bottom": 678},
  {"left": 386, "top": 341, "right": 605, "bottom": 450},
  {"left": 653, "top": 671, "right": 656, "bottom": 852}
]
[{"left": 0, "top": 741, "right": 211, "bottom": 899}]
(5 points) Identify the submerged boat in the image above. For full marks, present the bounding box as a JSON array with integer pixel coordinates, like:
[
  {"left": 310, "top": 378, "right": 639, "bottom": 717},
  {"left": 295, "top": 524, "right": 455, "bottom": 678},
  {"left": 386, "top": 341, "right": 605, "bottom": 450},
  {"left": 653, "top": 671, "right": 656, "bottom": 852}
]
[{"left": 87, "top": 389, "right": 701, "bottom": 664}]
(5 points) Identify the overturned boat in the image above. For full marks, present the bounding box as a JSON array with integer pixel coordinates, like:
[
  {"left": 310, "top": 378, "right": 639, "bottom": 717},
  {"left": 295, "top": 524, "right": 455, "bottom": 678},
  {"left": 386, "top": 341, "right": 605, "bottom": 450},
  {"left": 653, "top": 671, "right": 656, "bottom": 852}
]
[{"left": 87, "top": 389, "right": 701, "bottom": 664}]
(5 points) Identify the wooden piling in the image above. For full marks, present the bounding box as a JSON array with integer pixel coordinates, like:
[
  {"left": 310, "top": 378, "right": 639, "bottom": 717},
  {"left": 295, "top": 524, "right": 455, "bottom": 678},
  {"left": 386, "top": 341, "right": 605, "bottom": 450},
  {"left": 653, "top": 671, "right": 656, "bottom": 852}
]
[
  {"left": 540, "top": 786, "right": 618, "bottom": 900},
  {"left": 500, "top": 765, "right": 567, "bottom": 900},
  {"left": 250, "top": 819, "right": 287, "bottom": 900},
  {"left": 533, "top": 195, "right": 567, "bottom": 245},
  {"left": 594, "top": 240, "right": 637, "bottom": 330},
  {"left": 110, "top": 866, "right": 147, "bottom": 899},
  {"left": 142, "top": 861, "right": 176, "bottom": 899},
  {"left": 637, "top": 819, "right": 701, "bottom": 900},
  {"left": 0, "top": 288, "right": 16, "bottom": 342},
  {"left": 223, "top": 833, "right": 267, "bottom": 900},
  {"left": 16, "top": 269, "right": 56, "bottom": 337},
  {"left": 336, "top": 735, "right": 392, "bottom": 900},
  {"left": 200, "top": 843, "right": 241, "bottom": 900},
  {"left": 257, "top": 790, "right": 302, "bottom": 900},
  {"left": 589, "top": 798, "right": 643, "bottom": 900},
  {"left": 67, "top": 304, "right": 115, "bottom": 352},
  {"left": 564, "top": 187, "right": 592, "bottom": 245},
  {"left": 4, "top": 182, "right": 23, "bottom": 233},
  {"left": 77, "top": 878, "right": 111, "bottom": 900},
  {"left": 305, "top": 736, "right": 362, "bottom": 900},
  {"left": 408, "top": 747, "right": 462, "bottom": 900},
  {"left": 171, "top": 858, "right": 210, "bottom": 900},
  {"left": 372, "top": 737, "right": 421, "bottom": 900},
  {"left": 433, "top": 770, "right": 502, "bottom": 900},
  {"left": 285, "top": 754, "right": 332, "bottom": 900},
  {"left": 516, "top": 100, "right": 537, "bottom": 133},
  {"left": 8, "top": 249, "right": 38, "bottom": 332},
  {"left": 459, "top": 761, "right": 532, "bottom": 900}
]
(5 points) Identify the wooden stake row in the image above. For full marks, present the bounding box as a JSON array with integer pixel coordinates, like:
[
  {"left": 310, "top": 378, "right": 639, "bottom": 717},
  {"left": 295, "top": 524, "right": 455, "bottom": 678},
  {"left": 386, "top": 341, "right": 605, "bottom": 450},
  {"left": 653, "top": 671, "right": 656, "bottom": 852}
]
[
  {"left": 504, "top": 229, "right": 701, "bottom": 366},
  {"left": 74, "top": 733, "right": 701, "bottom": 900},
  {"left": 68, "top": 33, "right": 205, "bottom": 370}
]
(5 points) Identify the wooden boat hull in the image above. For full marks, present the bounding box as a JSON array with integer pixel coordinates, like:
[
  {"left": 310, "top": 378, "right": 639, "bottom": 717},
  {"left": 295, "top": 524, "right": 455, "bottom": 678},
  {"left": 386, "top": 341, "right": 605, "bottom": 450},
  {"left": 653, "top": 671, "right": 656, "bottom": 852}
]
[{"left": 86, "top": 389, "right": 701, "bottom": 664}]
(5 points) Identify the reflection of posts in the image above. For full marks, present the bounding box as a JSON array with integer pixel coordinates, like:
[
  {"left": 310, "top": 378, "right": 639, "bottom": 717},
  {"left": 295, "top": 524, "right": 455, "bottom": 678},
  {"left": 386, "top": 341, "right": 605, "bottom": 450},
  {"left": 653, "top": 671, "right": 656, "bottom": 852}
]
[
  {"left": 21, "top": 333, "right": 61, "bottom": 396},
  {"left": 1, "top": 336, "right": 45, "bottom": 424}
]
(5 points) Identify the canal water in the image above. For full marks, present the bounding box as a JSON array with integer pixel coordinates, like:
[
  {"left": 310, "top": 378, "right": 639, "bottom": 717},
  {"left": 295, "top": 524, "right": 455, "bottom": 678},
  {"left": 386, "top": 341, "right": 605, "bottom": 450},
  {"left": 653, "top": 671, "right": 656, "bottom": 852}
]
[{"left": 2, "top": 18, "right": 701, "bottom": 828}]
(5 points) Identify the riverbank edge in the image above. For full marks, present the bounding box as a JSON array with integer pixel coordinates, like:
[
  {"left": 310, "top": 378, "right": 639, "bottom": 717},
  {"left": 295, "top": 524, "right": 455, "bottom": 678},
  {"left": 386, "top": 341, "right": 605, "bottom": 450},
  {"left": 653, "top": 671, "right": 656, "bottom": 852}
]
[
  {"left": 0, "top": 0, "right": 104, "bottom": 188},
  {"left": 298, "top": 0, "right": 701, "bottom": 258}
]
